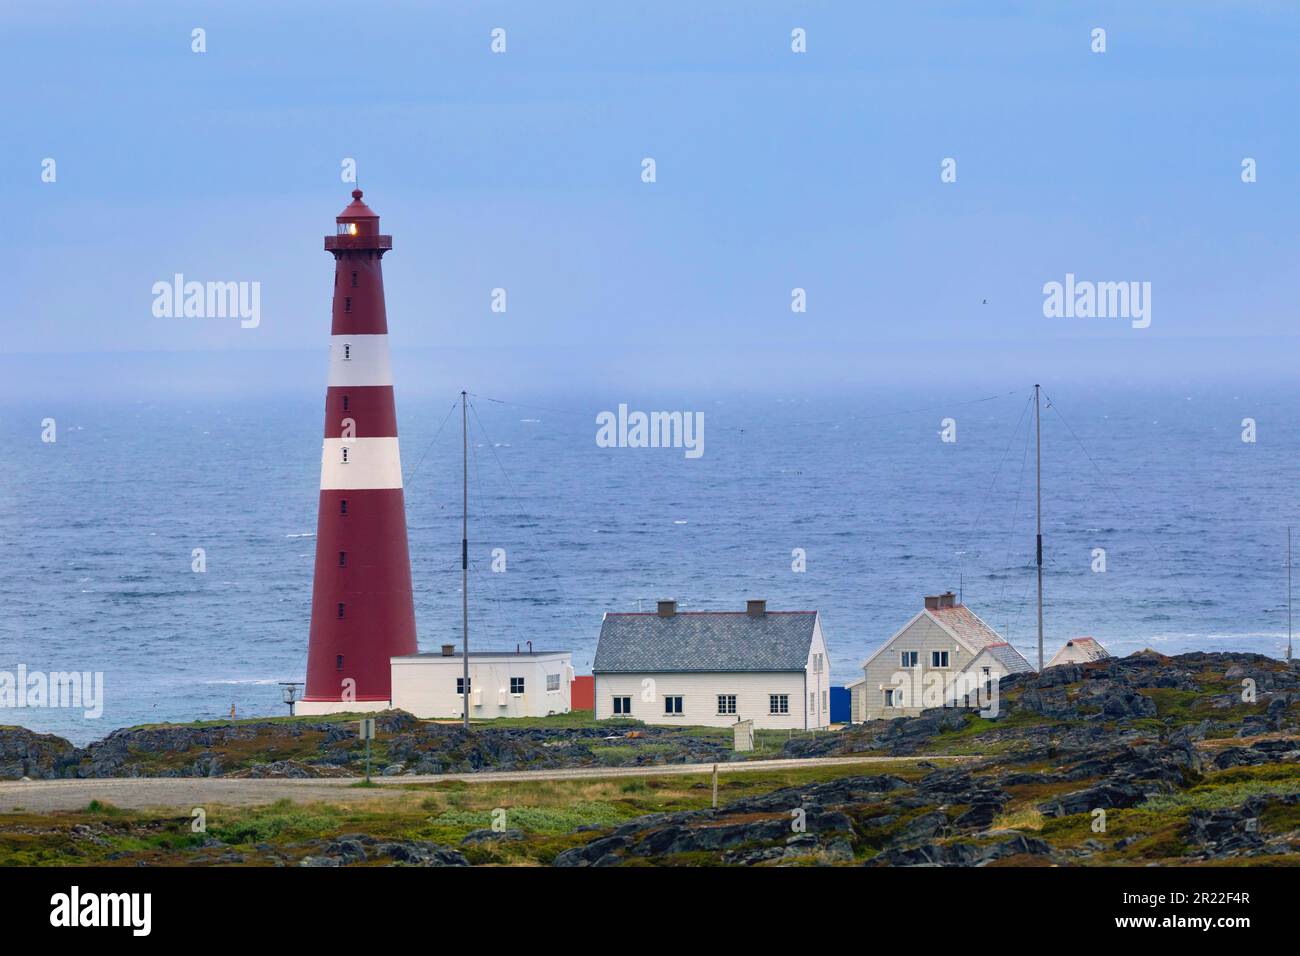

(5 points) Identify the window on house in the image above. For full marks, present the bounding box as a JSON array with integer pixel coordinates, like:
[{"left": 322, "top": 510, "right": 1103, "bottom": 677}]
[
  {"left": 931, "top": 650, "right": 950, "bottom": 668},
  {"left": 822, "top": 690, "right": 828, "bottom": 712},
  {"left": 336, "top": 603, "right": 345, "bottom": 619},
  {"left": 884, "top": 688, "right": 894, "bottom": 707},
  {"left": 809, "top": 692, "right": 816, "bottom": 713},
  {"left": 510, "top": 677, "right": 525, "bottom": 694},
  {"left": 612, "top": 696, "right": 631, "bottom": 715},
  {"left": 717, "top": 694, "right": 736, "bottom": 715},
  {"left": 338, "top": 551, "right": 346, "bottom": 567},
  {"left": 664, "top": 696, "right": 683, "bottom": 715},
  {"left": 900, "top": 650, "right": 918, "bottom": 668},
  {"left": 335, "top": 654, "right": 344, "bottom": 672},
  {"left": 344, "top": 297, "right": 352, "bottom": 313},
  {"left": 351, "top": 271, "right": 358, "bottom": 288},
  {"left": 769, "top": 694, "right": 789, "bottom": 715},
  {"left": 456, "top": 677, "right": 472, "bottom": 695},
  {"left": 339, "top": 499, "right": 348, "bottom": 514},
  {"left": 546, "top": 673, "right": 561, "bottom": 692}
]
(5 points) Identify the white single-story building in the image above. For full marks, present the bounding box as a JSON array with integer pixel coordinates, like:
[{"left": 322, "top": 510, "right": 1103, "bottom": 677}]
[
  {"left": 390, "top": 645, "right": 573, "bottom": 719},
  {"left": 593, "top": 599, "right": 832, "bottom": 730},
  {"left": 859, "top": 592, "right": 1035, "bottom": 720},
  {"left": 1046, "top": 636, "right": 1110, "bottom": 668}
]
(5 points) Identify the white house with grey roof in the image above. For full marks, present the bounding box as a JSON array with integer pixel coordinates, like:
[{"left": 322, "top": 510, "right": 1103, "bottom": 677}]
[
  {"left": 858, "top": 592, "right": 1034, "bottom": 721},
  {"left": 593, "top": 600, "right": 832, "bottom": 730}
]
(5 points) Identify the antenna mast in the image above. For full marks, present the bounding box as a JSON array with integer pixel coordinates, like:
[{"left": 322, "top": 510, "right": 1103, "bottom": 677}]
[
  {"left": 1035, "top": 384, "right": 1044, "bottom": 671},
  {"left": 461, "top": 390, "right": 470, "bottom": 731}
]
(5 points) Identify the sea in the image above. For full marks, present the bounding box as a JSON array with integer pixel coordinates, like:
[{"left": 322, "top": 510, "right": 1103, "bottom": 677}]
[{"left": 3, "top": 381, "right": 1298, "bottom": 744}]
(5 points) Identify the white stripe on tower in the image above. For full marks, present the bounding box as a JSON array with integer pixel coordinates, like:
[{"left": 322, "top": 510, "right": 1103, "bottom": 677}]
[
  {"left": 321, "top": 332, "right": 402, "bottom": 488},
  {"left": 328, "top": 334, "right": 393, "bottom": 387},
  {"left": 319, "top": 437, "right": 404, "bottom": 489}
]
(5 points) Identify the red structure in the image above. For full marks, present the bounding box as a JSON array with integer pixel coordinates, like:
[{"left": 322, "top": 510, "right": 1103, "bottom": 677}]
[
  {"left": 302, "top": 190, "right": 418, "bottom": 709},
  {"left": 570, "top": 675, "right": 594, "bottom": 711}
]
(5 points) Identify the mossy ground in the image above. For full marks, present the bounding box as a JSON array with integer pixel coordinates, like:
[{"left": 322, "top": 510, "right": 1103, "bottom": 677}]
[
  {"left": 3, "top": 752, "right": 1293, "bottom": 866},
  {"left": 0, "top": 761, "right": 922, "bottom": 867}
]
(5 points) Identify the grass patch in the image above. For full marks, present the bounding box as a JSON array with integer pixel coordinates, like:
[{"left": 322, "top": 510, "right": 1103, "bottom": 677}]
[
  {"left": 209, "top": 799, "right": 345, "bottom": 845},
  {"left": 85, "top": 799, "right": 127, "bottom": 816},
  {"left": 993, "top": 806, "right": 1045, "bottom": 831}
]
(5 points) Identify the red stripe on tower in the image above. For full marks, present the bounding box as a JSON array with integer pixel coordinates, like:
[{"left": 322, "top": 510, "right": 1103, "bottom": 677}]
[{"left": 301, "top": 190, "right": 418, "bottom": 710}]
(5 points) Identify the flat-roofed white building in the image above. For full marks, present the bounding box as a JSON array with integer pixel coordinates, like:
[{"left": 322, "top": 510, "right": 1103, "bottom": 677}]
[
  {"left": 390, "top": 645, "right": 573, "bottom": 719},
  {"left": 593, "top": 599, "right": 832, "bottom": 730}
]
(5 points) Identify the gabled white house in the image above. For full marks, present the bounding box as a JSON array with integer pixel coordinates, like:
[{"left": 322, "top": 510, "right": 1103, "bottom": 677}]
[
  {"left": 593, "top": 600, "right": 832, "bottom": 730},
  {"left": 858, "top": 592, "right": 1034, "bottom": 720},
  {"left": 1046, "top": 636, "right": 1110, "bottom": 668},
  {"left": 390, "top": 645, "right": 573, "bottom": 719}
]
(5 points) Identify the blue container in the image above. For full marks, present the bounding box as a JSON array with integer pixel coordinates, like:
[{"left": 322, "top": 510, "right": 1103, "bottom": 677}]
[{"left": 830, "top": 686, "right": 851, "bottom": 723}]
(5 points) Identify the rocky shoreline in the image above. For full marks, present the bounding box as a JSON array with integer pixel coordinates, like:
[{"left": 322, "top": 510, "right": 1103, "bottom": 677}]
[
  {"left": 2, "top": 651, "right": 1297, "bottom": 866},
  {"left": 0, "top": 715, "right": 739, "bottom": 781}
]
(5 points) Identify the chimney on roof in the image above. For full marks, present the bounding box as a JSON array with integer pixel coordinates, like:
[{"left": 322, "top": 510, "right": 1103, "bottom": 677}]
[
  {"left": 657, "top": 600, "right": 677, "bottom": 617},
  {"left": 924, "top": 591, "right": 958, "bottom": 611},
  {"left": 440, "top": 644, "right": 455, "bottom": 657},
  {"left": 747, "top": 599, "right": 767, "bottom": 618}
]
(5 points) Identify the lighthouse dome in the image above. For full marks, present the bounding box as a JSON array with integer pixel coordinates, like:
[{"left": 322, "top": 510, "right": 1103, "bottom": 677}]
[{"left": 337, "top": 188, "right": 378, "bottom": 222}]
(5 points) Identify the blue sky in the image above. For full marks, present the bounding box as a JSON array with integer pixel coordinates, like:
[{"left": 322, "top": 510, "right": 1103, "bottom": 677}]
[{"left": 5, "top": 1, "right": 1299, "bottom": 392}]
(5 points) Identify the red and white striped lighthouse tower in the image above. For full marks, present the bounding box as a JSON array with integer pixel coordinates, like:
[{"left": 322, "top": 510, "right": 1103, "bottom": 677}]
[{"left": 298, "top": 190, "right": 418, "bottom": 714}]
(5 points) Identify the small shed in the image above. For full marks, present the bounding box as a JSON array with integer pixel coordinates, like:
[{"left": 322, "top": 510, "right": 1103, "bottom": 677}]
[
  {"left": 570, "top": 675, "right": 594, "bottom": 711},
  {"left": 1047, "top": 637, "right": 1111, "bottom": 668},
  {"left": 844, "top": 677, "right": 866, "bottom": 723}
]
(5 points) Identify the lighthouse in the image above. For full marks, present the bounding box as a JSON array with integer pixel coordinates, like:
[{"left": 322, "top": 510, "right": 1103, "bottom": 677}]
[{"left": 297, "top": 190, "right": 418, "bottom": 715}]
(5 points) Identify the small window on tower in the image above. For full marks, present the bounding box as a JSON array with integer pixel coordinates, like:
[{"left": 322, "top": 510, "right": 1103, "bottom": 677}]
[
  {"left": 351, "top": 271, "right": 358, "bottom": 288},
  {"left": 337, "top": 603, "right": 345, "bottom": 619},
  {"left": 339, "top": 499, "right": 348, "bottom": 515},
  {"left": 343, "top": 343, "right": 351, "bottom": 360},
  {"left": 338, "top": 551, "right": 346, "bottom": 567},
  {"left": 341, "top": 447, "right": 349, "bottom": 464},
  {"left": 344, "top": 297, "right": 352, "bottom": 314},
  {"left": 342, "top": 395, "right": 350, "bottom": 411},
  {"left": 336, "top": 654, "right": 344, "bottom": 671}
]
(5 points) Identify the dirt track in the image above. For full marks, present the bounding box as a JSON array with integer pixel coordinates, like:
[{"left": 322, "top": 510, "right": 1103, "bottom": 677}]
[{"left": 0, "top": 755, "right": 973, "bottom": 812}]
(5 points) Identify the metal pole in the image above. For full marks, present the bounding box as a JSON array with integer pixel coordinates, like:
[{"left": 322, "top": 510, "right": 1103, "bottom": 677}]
[
  {"left": 365, "top": 736, "right": 371, "bottom": 784},
  {"left": 712, "top": 764, "right": 718, "bottom": 809},
  {"left": 462, "top": 391, "right": 470, "bottom": 731},
  {"left": 1288, "top": 527, "right": 1293, "bottom": 661},
  {"left": 1035, "top": 384, "right": 1043, "bottom": 672}
]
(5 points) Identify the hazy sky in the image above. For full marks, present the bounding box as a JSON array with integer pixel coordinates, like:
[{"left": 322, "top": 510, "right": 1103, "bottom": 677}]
[{"left": 6, "top": 1, "right": 1298, "bottom": 393}]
